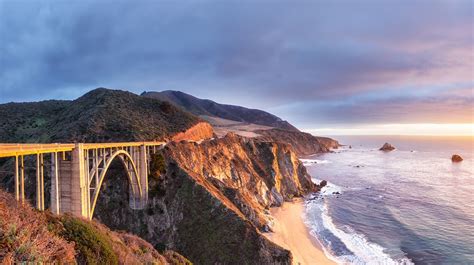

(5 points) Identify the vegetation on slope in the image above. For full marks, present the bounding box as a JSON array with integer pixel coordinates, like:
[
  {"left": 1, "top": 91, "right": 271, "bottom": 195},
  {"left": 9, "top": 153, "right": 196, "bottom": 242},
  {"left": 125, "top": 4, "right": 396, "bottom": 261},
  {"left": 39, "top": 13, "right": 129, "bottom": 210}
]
[
  {"left": 0, "top": 190, "right": 75, "bottom": 263},
  {"left": 59, "top": 216, "right": 118, "bottom": 264},
  {"left": 142, "top": 90, "right": 299, "bottom": 131},
  {"left": 0, "top": 189, "right": 191, "bottom": 264},
  {"left": 0, "top": 88, "right": 201, "bottom": 143}
]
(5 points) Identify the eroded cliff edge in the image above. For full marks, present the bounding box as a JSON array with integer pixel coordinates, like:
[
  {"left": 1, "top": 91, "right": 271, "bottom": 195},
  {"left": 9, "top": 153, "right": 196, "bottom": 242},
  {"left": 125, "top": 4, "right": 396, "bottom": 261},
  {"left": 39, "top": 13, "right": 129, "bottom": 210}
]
[
  {"left": 171, "top": 122, "right": 214, "bottom": 142},
  {"left": 94, "top": 133, "right": 321, "bottom": 264}
]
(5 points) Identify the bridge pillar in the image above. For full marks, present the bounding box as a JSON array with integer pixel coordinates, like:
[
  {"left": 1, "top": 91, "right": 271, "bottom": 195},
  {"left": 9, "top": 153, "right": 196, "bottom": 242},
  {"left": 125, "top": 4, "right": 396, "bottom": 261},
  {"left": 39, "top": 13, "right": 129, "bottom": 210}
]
[
  {"left": 50, "top": 152, "right": 60, "bottom": 215},
  {"left": 139, "top": 145, "right": 148, "bottom": 207},
  {"left": 71, "top": 144, "right": 89, "bottom": 218}
]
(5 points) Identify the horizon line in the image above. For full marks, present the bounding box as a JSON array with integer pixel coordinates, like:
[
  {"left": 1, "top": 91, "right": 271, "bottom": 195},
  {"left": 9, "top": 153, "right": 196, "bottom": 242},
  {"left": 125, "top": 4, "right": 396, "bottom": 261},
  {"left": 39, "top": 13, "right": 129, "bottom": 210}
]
[{"left": 303, "top": 123, "right": 474, "bottom": 137}]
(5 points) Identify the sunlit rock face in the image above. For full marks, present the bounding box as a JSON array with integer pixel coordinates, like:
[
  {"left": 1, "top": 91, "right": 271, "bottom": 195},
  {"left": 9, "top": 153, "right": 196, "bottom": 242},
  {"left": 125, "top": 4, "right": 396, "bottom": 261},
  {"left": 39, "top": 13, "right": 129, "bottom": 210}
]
[
  {"left": 94, "top": 133, "right": 318, "bottom": 264},
  {"left": 164, "top": 133, "right": 317, "bottom": 228},
  {"left": 171, "top": 122, "right": 214, "bottom": 142}
]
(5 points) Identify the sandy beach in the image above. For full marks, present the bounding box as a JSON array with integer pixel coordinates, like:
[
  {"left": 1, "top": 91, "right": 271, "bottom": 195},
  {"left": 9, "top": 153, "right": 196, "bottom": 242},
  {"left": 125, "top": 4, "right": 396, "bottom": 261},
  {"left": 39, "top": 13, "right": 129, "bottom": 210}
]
[{"left": 264, "top": 199, "right": 336, "bottom": 265}]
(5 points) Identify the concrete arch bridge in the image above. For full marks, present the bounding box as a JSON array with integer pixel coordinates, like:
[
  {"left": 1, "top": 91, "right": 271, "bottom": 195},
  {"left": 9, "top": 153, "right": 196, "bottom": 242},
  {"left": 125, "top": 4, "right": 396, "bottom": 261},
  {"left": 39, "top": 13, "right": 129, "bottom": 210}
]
[{"left": 0, "top": 142, "right": 165, "bottom": 219}]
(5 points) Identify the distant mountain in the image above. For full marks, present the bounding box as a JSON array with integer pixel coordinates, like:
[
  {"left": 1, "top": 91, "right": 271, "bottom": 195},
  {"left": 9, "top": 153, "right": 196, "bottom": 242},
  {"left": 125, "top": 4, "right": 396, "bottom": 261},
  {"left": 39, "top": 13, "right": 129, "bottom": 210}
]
[
  {"left": 0, "top": 88, "right": 202, "bottom": 143},
  {"left": 142, "top": 90, "right": 299, "bottom": 131},
  {"left": 142, "top": 90, "right": 340, "bottom": 155}
]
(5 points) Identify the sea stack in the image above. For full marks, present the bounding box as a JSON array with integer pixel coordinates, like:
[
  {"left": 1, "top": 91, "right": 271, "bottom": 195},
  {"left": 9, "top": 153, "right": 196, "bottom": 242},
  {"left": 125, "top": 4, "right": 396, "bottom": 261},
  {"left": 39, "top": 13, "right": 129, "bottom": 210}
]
[
  {"left": 451, "top": 154, "right": 463, "bottom": 162},
  {"left": 319, "top": 180, "right": 328, "bottom": 188},
  {"left": 379, "top": 142, "right": 395, "bottom": 151}
]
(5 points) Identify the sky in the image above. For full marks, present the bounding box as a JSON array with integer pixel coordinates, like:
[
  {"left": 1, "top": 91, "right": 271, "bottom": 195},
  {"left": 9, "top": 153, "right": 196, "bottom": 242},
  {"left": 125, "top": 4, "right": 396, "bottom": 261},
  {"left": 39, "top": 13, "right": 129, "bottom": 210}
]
[{"left": 0, "top": 0, "right": 473, "bottom": 135}]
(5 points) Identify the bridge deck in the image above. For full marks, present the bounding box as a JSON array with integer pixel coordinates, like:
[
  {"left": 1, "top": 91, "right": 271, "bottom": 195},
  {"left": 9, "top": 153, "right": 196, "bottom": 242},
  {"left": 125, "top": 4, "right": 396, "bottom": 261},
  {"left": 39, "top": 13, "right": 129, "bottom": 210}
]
[{"left": 0, "top": 141, "right": 166, "bottom": 158}]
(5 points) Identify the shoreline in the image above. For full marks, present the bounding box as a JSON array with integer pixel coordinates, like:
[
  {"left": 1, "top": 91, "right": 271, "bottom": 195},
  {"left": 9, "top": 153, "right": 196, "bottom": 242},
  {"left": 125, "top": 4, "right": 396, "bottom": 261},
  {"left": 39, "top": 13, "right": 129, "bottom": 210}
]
[{"left": 264, "top": 198, "right": 336, "bottom": 265}]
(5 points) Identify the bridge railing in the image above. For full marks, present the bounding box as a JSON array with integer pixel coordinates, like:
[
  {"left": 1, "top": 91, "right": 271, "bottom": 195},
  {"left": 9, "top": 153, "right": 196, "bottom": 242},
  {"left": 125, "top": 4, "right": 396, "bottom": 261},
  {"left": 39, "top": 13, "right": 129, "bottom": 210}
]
[{"left": 0, "top": 141, "right": 166, "bottom": 158}]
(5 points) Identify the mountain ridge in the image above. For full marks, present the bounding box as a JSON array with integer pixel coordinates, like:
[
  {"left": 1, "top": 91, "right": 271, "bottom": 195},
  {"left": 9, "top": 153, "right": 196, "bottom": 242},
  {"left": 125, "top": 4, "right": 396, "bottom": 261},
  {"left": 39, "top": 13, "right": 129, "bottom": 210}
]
[
  {"left": 142, "top": 90, "right": 299, "bottom": 132},
  {"left": 0, "top": 88, "right": 209, "bottom": 143}
]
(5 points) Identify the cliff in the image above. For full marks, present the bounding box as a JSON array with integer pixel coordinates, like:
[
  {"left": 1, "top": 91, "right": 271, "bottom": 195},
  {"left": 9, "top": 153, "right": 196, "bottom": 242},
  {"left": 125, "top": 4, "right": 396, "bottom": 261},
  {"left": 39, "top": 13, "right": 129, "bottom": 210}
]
[
  {"left": 256, "top": 128, "right": 340, "bottom": 156},
  {"left": 93, "top": 133, "right": 320, "bottom": 264},
  {"left": 164, "top": 133, "right": 317, "bottom": 228},
  {"left": 0, "top": 189, "right": 190, "bottom": 264},
  {"left": 171, "top": 122, "right": 214, "bottom": 142}
]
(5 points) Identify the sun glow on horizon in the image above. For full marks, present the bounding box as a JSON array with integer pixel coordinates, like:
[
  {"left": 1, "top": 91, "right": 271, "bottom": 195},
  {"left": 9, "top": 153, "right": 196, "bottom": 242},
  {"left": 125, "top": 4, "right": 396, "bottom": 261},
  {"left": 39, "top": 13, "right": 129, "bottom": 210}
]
[{"left": 305, "top": 123, "right": 474, "bottom": 136}]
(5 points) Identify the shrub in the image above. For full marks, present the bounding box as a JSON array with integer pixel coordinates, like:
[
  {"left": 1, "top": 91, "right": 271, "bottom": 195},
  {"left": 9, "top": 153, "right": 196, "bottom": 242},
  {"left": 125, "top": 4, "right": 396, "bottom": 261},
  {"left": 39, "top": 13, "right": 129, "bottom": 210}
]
[
  {"left": 60, "top": 215, "right": 118, "bottom": 265},
  {"left": 149, "top": 153, "right": 167, "bottom": 179},
  {"left": 0, "top": 190, "right": 76, "bottom": 263}
]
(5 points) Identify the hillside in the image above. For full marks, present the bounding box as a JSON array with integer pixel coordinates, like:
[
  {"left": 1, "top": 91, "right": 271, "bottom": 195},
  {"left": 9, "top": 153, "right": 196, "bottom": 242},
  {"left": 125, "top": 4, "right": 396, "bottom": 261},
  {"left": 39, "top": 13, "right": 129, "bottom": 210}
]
[
  {"left": 0, "top": 88, "right": 207, "bottom": 143},
  {"left": 0, "top": 189, "right": 191, "bottom": 264},
  {"left": 142, "top": 90, "right": 299, "bottom": 131}
]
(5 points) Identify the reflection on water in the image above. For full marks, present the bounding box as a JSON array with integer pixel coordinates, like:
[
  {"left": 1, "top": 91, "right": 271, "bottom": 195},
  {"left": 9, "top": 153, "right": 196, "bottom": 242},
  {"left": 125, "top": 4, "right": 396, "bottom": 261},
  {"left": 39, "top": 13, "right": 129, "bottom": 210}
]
[{"left": 304, "top": 135, "right": 474, "bottom": 264}]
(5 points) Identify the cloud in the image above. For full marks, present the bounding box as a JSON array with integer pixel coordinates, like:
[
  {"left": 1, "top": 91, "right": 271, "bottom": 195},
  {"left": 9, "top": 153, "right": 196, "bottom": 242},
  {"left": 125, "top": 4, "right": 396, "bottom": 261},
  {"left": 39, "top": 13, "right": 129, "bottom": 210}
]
[
  {"left": 0, "top": 0, "right": 472, "bottom": 127},
  {"left": 271, "top": 86, "right": 474, "bottom": 126}
]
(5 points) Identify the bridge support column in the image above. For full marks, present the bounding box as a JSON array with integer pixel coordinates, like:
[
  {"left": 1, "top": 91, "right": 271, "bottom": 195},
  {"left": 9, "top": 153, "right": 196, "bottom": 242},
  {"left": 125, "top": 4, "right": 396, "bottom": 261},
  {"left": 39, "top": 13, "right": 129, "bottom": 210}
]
[
  {"left": 14, "top": 156, "right": 25, "bottom": 203},
  {"left": 36, "top": 154, "right": 45, "bottom": 211},
  {"left": 14, "top": 156, "right": 19, "bottom": 201},
  {"left": 50, "top": 152, "right": 60, "bottom": 215},
  {"left": 71, "top": 144, "right": 89, "bottom": 218},
  {"left": 139, "top": 145, "right": 148, "bottom": 207}
]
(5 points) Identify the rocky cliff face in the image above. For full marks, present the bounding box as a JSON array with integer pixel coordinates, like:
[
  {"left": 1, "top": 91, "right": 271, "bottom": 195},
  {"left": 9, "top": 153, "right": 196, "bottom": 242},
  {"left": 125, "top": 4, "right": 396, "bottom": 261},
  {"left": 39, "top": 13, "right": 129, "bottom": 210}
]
[
  {"left": 164, "top": 133, "right": 317, "bottom": 228},
  {"left": 93, "top": 133, "right": 319, "bottom": 264},
  {"left": 171, "top": 122, "right": 214, "bottom": 142},
  {"left": 256, "top": 128, "right": 340, "bottom": 156}
]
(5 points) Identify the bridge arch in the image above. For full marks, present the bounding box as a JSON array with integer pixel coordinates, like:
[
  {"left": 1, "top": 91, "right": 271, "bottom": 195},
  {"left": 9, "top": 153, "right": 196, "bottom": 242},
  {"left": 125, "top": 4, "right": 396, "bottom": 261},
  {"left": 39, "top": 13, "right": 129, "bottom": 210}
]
[{"left": 89, "top": 149, "right": 143, "bottom": 218}]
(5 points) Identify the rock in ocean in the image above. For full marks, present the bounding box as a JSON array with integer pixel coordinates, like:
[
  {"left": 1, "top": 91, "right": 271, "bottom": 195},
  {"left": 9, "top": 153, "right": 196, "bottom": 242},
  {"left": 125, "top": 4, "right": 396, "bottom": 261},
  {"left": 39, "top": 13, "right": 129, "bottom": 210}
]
[
  {"left": 451, "top": 154, "right": 463, "bottom": 162},
  {"left": 379, "top": 143, "right": 396, "bottom": 151}
]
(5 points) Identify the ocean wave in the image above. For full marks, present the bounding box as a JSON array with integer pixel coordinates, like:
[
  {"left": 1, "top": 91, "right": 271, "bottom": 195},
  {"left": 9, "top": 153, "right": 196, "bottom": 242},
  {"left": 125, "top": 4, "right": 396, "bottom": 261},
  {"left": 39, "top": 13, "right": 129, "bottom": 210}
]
[
  {"left": 300, "top": 158, "right": 331, "bottom": 166},
  {"left": 304, "top": 187, "right": 414, "bottom": 265}
]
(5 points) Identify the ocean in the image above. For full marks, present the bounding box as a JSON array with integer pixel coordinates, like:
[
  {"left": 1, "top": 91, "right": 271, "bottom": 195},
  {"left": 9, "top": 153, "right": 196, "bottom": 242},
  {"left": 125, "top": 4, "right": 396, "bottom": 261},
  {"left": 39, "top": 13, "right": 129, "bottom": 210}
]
[{"left": 302, "top": 135, "right": 474, "bottom": 265}]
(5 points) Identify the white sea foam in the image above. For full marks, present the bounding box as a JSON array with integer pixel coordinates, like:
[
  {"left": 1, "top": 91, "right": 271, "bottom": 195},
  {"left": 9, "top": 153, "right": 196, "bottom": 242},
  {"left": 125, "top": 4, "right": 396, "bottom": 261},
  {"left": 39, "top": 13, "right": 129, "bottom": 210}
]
[
  {"left": 300, "top": 158, "right": 331, "bottom": 166},
  {"left": 322, "top": 205, "right": 413, "bottom": 264},
  {"left": 304, "top": 180, "right": 414, "bottom": 265}
]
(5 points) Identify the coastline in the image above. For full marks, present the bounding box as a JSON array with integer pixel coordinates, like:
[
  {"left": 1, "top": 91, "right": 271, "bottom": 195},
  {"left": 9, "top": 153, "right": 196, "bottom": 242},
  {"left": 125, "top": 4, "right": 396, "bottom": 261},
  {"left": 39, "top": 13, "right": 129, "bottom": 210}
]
[{"left": 264, "top": 198, "right": 336, "bottom": 265}]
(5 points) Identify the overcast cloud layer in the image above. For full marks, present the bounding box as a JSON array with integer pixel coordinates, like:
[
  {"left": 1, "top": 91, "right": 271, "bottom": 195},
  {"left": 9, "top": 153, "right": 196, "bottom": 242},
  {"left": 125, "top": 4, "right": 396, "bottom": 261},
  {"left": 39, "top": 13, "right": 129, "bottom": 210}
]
[{"left": 0, "top": 0, "right": 472, "bottom": 129}]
